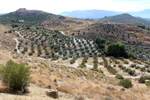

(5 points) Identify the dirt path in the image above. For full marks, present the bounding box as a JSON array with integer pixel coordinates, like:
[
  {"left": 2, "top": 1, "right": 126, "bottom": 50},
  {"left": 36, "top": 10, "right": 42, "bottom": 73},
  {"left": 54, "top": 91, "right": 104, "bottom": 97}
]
[
  {"left": 16, "top": 31, "right": 24, "bottom": 38},
  {"left": 14, "top": 38, "right": 21, "bottom": 54},
  {"left": 105, "top": 74, "right": 141, "bottom": 79}
]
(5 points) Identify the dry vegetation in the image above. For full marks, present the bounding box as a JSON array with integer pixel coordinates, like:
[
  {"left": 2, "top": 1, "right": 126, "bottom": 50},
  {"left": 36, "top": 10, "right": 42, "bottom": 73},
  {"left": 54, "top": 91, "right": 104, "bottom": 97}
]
[
  {"left": 0, "top": 48, "right": 150, "bottom": 100},
  {"left": 1, "top": 11, "right": 150, "bottom": 99}
]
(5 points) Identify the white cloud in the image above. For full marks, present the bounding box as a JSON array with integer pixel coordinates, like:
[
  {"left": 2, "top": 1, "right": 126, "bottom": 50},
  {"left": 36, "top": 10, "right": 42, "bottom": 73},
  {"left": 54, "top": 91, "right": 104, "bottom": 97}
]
[{"left": 0, "top": 0, "right": 150, "bottom": 14}]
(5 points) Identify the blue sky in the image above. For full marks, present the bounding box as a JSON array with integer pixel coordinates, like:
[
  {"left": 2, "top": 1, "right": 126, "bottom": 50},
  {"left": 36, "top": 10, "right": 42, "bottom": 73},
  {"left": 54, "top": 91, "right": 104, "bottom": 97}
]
[{"left": 0, "top": 0, "right": 150, "bottom": 14}]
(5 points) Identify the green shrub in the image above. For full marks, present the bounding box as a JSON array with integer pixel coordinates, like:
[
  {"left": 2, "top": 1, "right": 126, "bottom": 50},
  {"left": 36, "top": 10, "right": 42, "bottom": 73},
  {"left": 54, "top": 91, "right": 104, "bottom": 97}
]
[
  {"left": 145, "top": 81, "right": 150, "bottom": 86},
  {"left": 80, "top": 63, "right": 86, "bottom": 68},
  {"left": 140, "top": 67, "right": 146, "bottom": 72},
  {"left": 28, "top": 52, "right": 33, "bottom": 56},
  {"left": 119, "top": 79, "right": 133, "bottom": 88},
  {"left": 107, "top": 65, "right": 118, "bottom": 74},
  {"left": 147, "top": 69, "right": 150, "bottom": 73},
  {"left": 127, "top": 52, "right": 136, "bottom": 59},
  {"left": 135, "top": 66, "right": 140, "bottom": 69},
  {"left": 99, "top": 69, "right": 104, "bottom": 74},
  {"left": 138, "top": 76, "right": 150, "bottom": 83},
  {"left": 124, "top": 60, "right": 129, "bottom": 64},
  {"left": 115, "top": 74, "right": 124, "bottom": 79},
  {"left": 62, "top": 57, "right": 68, "bottom": 60},
  {"left": 119, "top": 57, "right": 124, "bottom": 61},
  {"left": 0, "top": 60, "right": 31, "bottom": 91},
  {"left": 118, "top": 65, "right": 123, "bottom": 68},
  {"left": 99, "top": 62, "right": 104, "bottom": 65},
  {"left": 130, "top": 64, "right": 136, "bottom": 68},
  {"left": 115, "top": 61, "right": 120, "bottom": 64},
  {"left": 51, "top": 56, "right": 59, "bottom": 61},
  {"left": 70, "top": 57, "right": 77, "bottom": 64},
  {"left": 93, "top": 63, "right": 98, "bottom": 70},
  {"left": 145, "top": 65, "right": 150, "bottom": 68},
  {"left": 138, "top": 76, "right": 146, "bottom": 83},
  {"left": 128, "top": 69, "right": 136, "bottom": 76}
]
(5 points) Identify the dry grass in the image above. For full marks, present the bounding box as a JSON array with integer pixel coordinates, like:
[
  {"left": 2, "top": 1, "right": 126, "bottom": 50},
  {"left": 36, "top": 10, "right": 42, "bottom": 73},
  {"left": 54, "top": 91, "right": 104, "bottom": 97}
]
[{"left": 1, "top": 49, "right": 150, "bottom": 100}]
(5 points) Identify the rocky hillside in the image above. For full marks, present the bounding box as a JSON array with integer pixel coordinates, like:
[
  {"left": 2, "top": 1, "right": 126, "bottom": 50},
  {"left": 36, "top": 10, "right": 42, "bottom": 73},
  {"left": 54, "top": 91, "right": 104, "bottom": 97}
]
[
  {"left": 67, "top": 22, "right": 150, "bottom": 45},
  {"left": 1, "top": 17, "right": 150, "bottom": 100}
]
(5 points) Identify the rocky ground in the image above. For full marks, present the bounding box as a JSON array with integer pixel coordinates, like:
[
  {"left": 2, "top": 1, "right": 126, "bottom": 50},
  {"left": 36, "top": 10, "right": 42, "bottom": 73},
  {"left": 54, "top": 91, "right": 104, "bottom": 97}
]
[{"left": 0, "top": 24, "right": 150, "bottom": 100}]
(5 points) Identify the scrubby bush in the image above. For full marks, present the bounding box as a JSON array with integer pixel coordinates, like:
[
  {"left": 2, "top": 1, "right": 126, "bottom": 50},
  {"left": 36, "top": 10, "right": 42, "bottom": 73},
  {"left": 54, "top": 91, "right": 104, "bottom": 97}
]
[
  {"left": 127, "top": 52, "right": 136, "bottom": 59},
  {"left": 115, "top": 74, "right": 124, "bottom": 79},
  {"left": 62, "top": 57, "right": 68, "bottom": 60},
  {"left": 28, "top": 52, "right": 33, "bottom": 56},
  {"left": 70, "top": 57, "right": 77, "bottom": 64},
  {"left": 138, "top": 76, "right": 146, "bottom": 83},
  {"left": 0, "top": 60, "right": 31, "bottom": 91},
  {"left": 124, "top": 60, "right": 129, "bottom": 64},
  {"left": 130, "top": 64, "right": 136, "bottom": 68},
  {"left": 145, "top": 81, "right": 150, "bottom": 86},
  {"left": 107, "top": 65, "right": 118, "bottom": 74},
  {"left": 127, "top": 69, "right": 136, "bottom": 76},
  {"left": 79, "top": 63, "right": 86, "bottom": 68},
  {"left": 99, "top": 62, "right": 104, "bottom": 65},
  {"left": 119, "top": 79, "right": 133, "bottom": 88},
  {"left": 115, "top": 61, "right": 120, "bottom": 64},
  {"left": 145, "top": 65, "right": 150, "bottom": 68},
  {"left": 138, "top": 76, "right": 150, "bottom": 83},
  {"left": 51, "top": 56, "right": 59, "bottom": 61},
  {"left": 140, "top": 67, "right": 146, "bottom": 72}
]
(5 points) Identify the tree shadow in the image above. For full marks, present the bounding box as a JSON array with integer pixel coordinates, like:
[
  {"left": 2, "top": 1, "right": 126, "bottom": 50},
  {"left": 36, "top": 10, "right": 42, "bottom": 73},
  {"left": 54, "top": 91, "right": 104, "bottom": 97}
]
[{"left": 0, "top": 87, "right": 29, "bottom": 96}]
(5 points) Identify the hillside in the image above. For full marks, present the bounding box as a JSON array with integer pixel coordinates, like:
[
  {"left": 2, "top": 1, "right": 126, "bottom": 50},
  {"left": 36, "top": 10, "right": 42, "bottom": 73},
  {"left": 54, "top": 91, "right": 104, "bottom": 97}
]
[
  {"left": 0, "top": 8, "right": 52, "bottom": 25},
  {"left": 100, "top": 14, "right": 150, "bottom": 27},
  {"left": 64, "top": 22, "right": 150, "bottom": 45},
  {"left": 1, "top": 8, "right": 150, "bottom": 100},
  {"left": 1, "top": 27, "right": 150, "bottom": 99}
]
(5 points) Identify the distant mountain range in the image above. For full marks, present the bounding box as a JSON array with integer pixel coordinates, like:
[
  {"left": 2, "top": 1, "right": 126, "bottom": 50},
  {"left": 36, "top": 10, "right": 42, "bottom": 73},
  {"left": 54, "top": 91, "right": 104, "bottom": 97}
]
[
  {"left": 60, "top": 10, "right": 117, "bottom": 19},
  {"left": 100, "top": 14, "right": 150, "bottom": 27},
  {"left": 128, "top": 9, "right": 150, "bottom": 18},
  {"left": 144, "top": 18, "right": 150, "bottom": 21},
  {"left": 60, "top": 9, "right": 150, "bottom": 19}
]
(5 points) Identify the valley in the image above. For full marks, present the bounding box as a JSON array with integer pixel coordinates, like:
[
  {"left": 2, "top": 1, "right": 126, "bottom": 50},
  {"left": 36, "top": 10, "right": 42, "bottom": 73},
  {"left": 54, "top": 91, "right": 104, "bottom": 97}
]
[{"left": 0, "top": 8, "right": 150, "bottom": 100}]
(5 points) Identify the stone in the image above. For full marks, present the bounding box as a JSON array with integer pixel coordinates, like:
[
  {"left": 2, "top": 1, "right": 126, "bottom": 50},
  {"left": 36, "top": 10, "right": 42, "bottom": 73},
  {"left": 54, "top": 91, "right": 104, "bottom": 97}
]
[
  {"left": 23, "top": 88, "right": 30, "bottom": 93},
  {"left": 107, "top": 85, "right": 116, "bottom": 90},
  {"left": 118, "top": 87, "right": 125, "bottom": 92},
  {"left": 75, "top": 94, "right": 87, "bottom": 100},
  {"left": 54, "top": 79, "right": 57, "bottom": 82},
  {"left": 46, "top": 89, "right": 59, "bottom": 99},
  {"left": 47, "top": 85, "right": 51, "bottom": 89}
]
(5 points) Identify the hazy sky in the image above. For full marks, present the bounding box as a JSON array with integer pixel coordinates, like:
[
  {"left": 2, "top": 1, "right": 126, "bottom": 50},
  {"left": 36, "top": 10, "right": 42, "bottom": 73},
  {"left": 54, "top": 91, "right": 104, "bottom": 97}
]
[{"left": 0, "top": 0, "right": 150, "bottom": 14}]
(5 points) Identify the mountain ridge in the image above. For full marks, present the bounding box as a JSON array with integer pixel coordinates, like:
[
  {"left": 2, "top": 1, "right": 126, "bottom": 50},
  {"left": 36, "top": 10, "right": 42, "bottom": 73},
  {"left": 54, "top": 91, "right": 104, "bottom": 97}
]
[
  {"left": 100, "top": 13, "right": 150, "bottom": 27},
  {"left": 60, "top": 9, "right": 118, "bottom": 19},
  {"left": 60, "top": 9, "right": 150, "bottom": 19}
]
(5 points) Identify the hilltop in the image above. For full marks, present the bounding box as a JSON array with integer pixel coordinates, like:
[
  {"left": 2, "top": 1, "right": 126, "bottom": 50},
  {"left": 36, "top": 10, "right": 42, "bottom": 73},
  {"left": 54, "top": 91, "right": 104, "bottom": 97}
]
[
  {"left": 0, "top": 8, "right": 52, "bottom": 25},
  {"left": 100, "top": 14, "right": 150, "bottom": 27}
]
